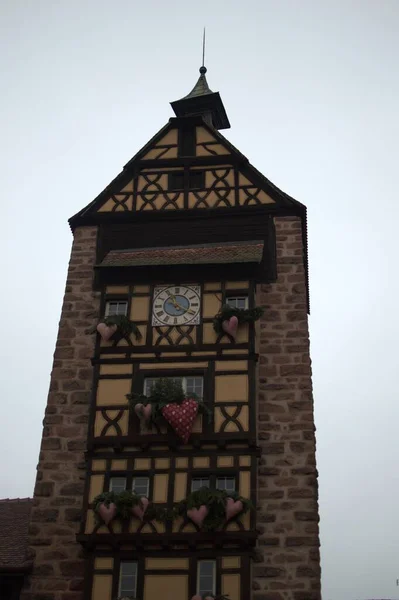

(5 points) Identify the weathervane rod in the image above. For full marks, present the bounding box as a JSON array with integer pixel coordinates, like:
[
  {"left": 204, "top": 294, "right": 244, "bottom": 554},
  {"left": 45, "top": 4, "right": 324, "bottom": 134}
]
[{"left": 202, "top": 27, "right": 206, "bottom": 68}]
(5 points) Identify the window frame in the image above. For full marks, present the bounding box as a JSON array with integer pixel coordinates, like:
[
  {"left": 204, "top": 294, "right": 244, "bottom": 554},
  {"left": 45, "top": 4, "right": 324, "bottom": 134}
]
[
  {"left": 109, "top": 476, "right": 127, "bottom": 493},
  {"left": 132, "top": 476, "right": 150, "bottom": 497},
  {"left": 118, "top": 561, "right": 138, "bottom": 597},
  {"left": 197, "top": 560, "right": 216, "bottom": 596},
  {"left": 225, "top": 295, "right": 249, "bottom": 310},
  {"left": 168, "top": 170, "right": 205, "bottom": 191},
  {"left": 191, "top": 476, "right": 211, "bottom": 492},
  {"left": 105, "top": 299, "right": 128, "bottom": 317},
  {"left": 143, "top": 375, "right": 204, "bottom": 400}
]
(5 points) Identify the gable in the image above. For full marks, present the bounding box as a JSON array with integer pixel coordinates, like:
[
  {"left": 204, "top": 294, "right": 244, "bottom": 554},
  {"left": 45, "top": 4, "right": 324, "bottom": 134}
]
[{"left": 70, "top": 117, "right": 304, "bottom": 226}]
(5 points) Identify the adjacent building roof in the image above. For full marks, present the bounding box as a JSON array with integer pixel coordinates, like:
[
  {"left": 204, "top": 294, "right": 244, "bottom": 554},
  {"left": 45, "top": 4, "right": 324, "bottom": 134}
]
[
  {"left": 98, "top": 240, "right": 264, "bottom": 268},
  {"left": 0, "top": 498, "right": 32, "bottom": 571}
]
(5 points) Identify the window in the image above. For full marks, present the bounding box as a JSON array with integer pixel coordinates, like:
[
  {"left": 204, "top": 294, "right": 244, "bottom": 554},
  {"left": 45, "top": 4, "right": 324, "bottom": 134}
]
[
  {"left": 226, "top": 296, "right": 248, "bottom": 310},
  {"left": 144, "top": 376, "right": 203, "bottom": 399},
  {"left": 191, "top": 477, "right": 210, "bottom": 492},
  {"left": 178, "top": 125, "right": 196, "bottom": 156},
  {"left": 168, "top": 171, "right": 204, "bottom": 191},
  {"left": 109, "top": 477, "right": 127, "bottom": 493},
  {"left": 197, "top": 560, "right": 216, "bottom": 596},
  {"left": 105, "top": 300, "right": 128, "bottom": 317},
  {"left": 216, "top": 476, "right": 236, "bottom": 493},
  {"left": 132, "top": 477, "right": 150, "bottom": 497},
  {"left": 118, "top": 562, "right": 138, "bottom": 597}
]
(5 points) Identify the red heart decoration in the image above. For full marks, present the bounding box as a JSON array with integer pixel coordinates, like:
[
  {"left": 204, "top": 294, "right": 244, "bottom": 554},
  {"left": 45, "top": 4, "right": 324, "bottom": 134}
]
[
  {"left": 221, "top": 315, "right": 238, "bottom": 340},
  {"left": 225, "top": 497, "right": 244, "bottom": 521},
  {"left": 96, "top": 322, "right": 117, "bottom": 341},
  {"left": 98, "top": 502, "right": 117, "bottom": 525},
  {"left": 187, "top": 505, "right": 209, "bottom": 528},
  {"left": 134, "top": 403, "right": 152, "bottom": 422},
  {"left": 131, "top": 497, "right": 149, "bottom": 521},
  {"left": 161, "top": 398, "right": 198, "bottom": 443}
]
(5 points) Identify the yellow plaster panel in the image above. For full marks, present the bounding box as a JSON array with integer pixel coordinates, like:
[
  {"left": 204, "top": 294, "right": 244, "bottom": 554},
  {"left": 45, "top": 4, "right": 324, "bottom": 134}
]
[
  {"left": 204, "top": 282, "right": 221, "bottom": 291},
  {"left": 92, "top": 574, "right": 112, "bottom": 600},
  {"left": 193, "top": 456, "right": 209, "bottom": 468},
  {"left": 100, "top": 364, "right": 133, "bottom": 375},
  {"left": 225, "top": 281, "right": 249, "bottom": 289},
  {"left": 94, "top": 557, "right": 114, "bottom": 570},
  {"left": 140, "top": 362, "right": 207, "bottom": 370},
  {"left": 89, "top": 475, "right": 104, "bottom": 502},
  {"left": 217, "top": 456, "right": 234, "bottom": 468},
  {"left": 223, "top": 349, "right": 248, "bottom": 355},
  {"left": 239, "top": 456, "right": 251, "bottom": 467},
  {"left": 237, "top": 405, "right": 249, "bottom": 430},
  {"left": 94, "top": 410, "right": 128, "bottom": 437},
  {"left": 153, "top": 474, "right": 168, "bottom": 503},
  {"left": 146, "top": 558, "right": 189, "bottom": 570},
  {"left": 238, "top": 187, "right": 274, "bottom": 205},
  {"left": 175, "top": 458, "right": 188, "bottom": 469},
  {"left": 174, "top": 473, "right": 187, "bottom": 502},
  {"left": 111, "top": 459, "right": 128, "bottom": 470},
  {"left": 159, "top": 352, "right": 188, "bottom": 357},
  {"left": 144, "top": 575, "right": 188, "bottom": 600},
  {"left": 96, "top": 379, "right": 130, "bottom": 406},
  {"left": 197, "top": 143, "right": 229, "bottom": 157},
  {"left": 240, "top": 470, "right": 251, "bottom": 498},
  {"left": 203, "top": 293, "right": 221, "bottom": 318},
  {"left": 203, "top": 323, "right": 218, "bottom": 344},
  {"left": 85, "top": 510, "right": 96, "bottom": 534},
  {"left": 155, "top": 458, "right": 170, "bottom": 469},
  {"left": 205, "top": 168, "right": 235, "bottom": 187},
  {"left": 92, "top": 459, "right": 106, "bottom": 471},
  {"left": 222, "top": 557, "right": 240, "bottom": 569},
  {"left": 135, "top": 458, "right": 151, "bottom": 470},
  {"left": 241, "top": 511, "right": 250, "bottom": 529},
  {"left": 134, "top": 285, "right": 150, "bottom": 293},
  {"left": 98, "top": 198, "right": 115, "bottom": 212},
  {"left": 215, "top": 360, "right": 248, "bottom": 372},
  {"left": 238, "top": 173, "right": 253, "bottom": 186},
  {"left": 137, "top": 173, "right": 168, "bottom": 192},
  {"left": 215, "top": 374, "right": 248, "bottom": 402},
  {"left": 172, "top": 516, "right": 184, "bottom": 532},
  {"left": 191, "top": 351, "right": 214, "bottom": 356},
  {"left": 192, "top": 414, "right": 202, "bottom": 432},
  {"left": 130, "top": 296, "right": 149, "bottom": 321},
  {"left": 120, "top": 180, "right": 134, "bottom": 192},
  {"left": 196, "top": 127, "right": 217, "bottom": 143},
  {"left": 222, "top": 574, "right": 240, "bottom": 600},
  {"left": 106, "top": 286, "right": 129, "bottom": 294},
  {"left": 235, "top": 323, "right": 249, "bottom": 344}
]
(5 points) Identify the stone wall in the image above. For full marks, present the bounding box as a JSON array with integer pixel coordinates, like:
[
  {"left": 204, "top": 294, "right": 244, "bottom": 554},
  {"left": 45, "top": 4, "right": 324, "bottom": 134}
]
[
  {"left": 254, "top": 216, "right": 321, "bottom": 600},
  {"left": 23, "top": 226, "right": 100, "bottom": 600}
]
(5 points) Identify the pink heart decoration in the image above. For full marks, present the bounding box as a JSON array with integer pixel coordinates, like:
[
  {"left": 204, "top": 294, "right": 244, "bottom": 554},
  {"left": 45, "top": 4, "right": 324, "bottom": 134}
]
[
  {"left": 134, "top": 403, "right": 152, "bottom": 422},
  {"left": 96, "top": 322, "right": 117, "bottom": 341},
  {"left": 131, "top": 497, "right": 149, "bottom": 520},
  {"left": 221, "top": 315, "right": 238, "bottom": 340},
  {"left": 191, "top": 596, "right": 203, "bottom": 600},
  {"left": 161, "top": 398, "right": 198, "bottom": 443},
  {"left": 225, "top": 497, "right": 244, "bottom": 521},
  {"left": 98, "top": 502, "right": 117, "bottom": 525},
  {"left": 187, "top": 505, "right": 209, "bottom": 528}
]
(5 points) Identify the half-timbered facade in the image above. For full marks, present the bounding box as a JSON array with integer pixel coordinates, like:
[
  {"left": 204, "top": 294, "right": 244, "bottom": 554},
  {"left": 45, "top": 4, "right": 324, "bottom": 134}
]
[{"left": 24, "top": 67, "right": 321, "bottom": 600}]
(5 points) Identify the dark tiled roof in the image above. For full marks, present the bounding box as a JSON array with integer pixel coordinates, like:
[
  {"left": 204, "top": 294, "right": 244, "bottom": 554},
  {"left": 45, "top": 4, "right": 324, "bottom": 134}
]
[
  {"left": 0, "top": 498, "right": 32, "bottom": 569},
  {"left": 99, "top": 241, "right": 264, "bottom": 268}
]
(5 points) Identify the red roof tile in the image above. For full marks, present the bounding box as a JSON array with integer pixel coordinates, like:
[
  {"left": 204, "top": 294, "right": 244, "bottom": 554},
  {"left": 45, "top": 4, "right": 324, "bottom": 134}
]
[
  {"left": 99, "top": 241, "right": 264, "bottom": 268},
  {"left": 0, "top": 498, "right": 32, "bottom": 569}
]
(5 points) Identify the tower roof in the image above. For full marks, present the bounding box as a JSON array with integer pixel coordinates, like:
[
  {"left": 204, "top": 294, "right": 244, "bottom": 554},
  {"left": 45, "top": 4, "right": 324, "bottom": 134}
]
[{"left": 170, "top": 66, "right": 230, "bottom": 130}]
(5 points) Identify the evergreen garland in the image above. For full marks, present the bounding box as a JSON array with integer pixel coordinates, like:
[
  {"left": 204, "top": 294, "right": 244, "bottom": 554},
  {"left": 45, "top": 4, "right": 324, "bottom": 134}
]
[
  {"left": 127, "top": 378, "right": 211, "bottom": 426},
  {"left": 93, "top": 490, "right": 166, "bottom": 523},
  {"left": 212, "top": 304, "right": 264, "bottom": 335},
  {"left": 103, "top": 314, "right": 142, "bottom": 340},
  {"left": 176, "top": 487, "right": 252, "bottom": 532}
]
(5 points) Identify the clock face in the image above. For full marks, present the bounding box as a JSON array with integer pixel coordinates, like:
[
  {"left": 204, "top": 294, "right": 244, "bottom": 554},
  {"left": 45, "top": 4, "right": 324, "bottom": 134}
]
[{"left": 152, "top": 285, "right": 201, "bottom": 326}]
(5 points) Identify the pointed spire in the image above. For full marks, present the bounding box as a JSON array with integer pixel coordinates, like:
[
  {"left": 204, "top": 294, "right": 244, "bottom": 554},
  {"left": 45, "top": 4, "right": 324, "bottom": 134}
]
[{"left": 170, "top": 62, "right": 230, "bottom": 130}]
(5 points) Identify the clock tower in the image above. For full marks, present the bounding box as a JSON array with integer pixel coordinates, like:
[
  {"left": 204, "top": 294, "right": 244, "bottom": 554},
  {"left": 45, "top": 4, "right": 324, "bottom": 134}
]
[{"left": 24, "top": 66, "right": 321, "bottom": 600}]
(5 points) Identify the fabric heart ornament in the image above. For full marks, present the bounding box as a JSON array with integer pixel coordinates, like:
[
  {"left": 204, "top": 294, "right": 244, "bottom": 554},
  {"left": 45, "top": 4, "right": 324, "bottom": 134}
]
[
  {"left": 131, "top": 497, "right": 149, "bottom": 521},
  {"left": 190, "top": 596, "right": 203, "bottom": 600},
  {"left": 225, "top": 497, "right": 244, "bottom": 521},
  {"left": 187, "top": 504, "right": 209, "bottom": 528},
  {"left": 221, "top": 315, "right": 238, "bottom": 340},
  {"left": 96, "top": 322, "right": 117, "bottom": 342},
  {"left": 161, "top": 398, "right": 198, "bottom": 443},
  {"left": 98, "top": 502, "right": 117, "bottom": 525},
  {"left": 134, "top": 403, "right": 152, "bottom": 422}
]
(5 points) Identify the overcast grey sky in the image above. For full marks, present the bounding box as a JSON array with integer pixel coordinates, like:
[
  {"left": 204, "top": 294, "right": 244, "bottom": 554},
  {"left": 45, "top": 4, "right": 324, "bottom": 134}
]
[{"left": 1, "top": 1, "right": 399, "bottom": 599}]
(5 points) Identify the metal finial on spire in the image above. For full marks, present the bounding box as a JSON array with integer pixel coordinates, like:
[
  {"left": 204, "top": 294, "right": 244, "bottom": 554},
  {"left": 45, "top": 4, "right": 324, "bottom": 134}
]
[{"left": 200, "top": 28, "right": 207, "bottom": 74}]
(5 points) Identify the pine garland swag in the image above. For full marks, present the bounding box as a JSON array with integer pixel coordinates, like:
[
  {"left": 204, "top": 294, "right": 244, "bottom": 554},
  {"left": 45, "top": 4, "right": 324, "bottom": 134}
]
[
  {"left": 102, "top": 314, "right": 142, "bottom": 340},
  {"left": 212, "top": 304, "right": 264, "bottom": 335}
]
